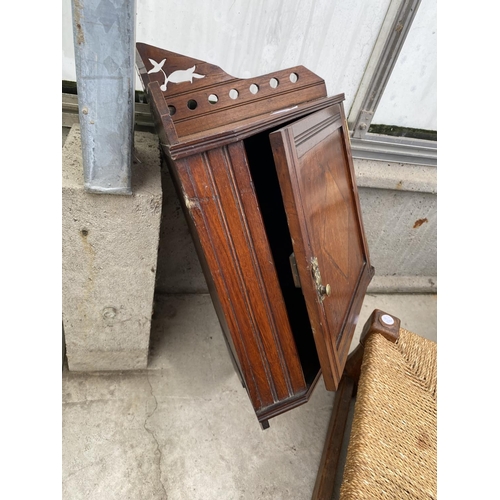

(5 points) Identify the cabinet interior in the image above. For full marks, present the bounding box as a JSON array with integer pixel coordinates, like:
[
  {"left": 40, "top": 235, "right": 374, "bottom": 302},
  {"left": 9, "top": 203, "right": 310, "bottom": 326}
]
[{"left": 243, "top": 130, "right": 320, "bottom": 387}]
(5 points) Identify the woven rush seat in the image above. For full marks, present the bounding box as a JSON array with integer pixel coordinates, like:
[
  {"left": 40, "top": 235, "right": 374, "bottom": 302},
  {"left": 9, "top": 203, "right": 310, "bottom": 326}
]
[
  {"left": 340, "top": 329, "right": 437, "bottom": 499},
  {"left": 312, "top": 310, "right": 437, "bottom": 500}
]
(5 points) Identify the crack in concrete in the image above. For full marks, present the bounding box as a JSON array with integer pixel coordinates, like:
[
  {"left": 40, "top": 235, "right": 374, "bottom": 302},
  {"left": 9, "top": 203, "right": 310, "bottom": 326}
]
[{"left": 144, "top": 374, "right": 168, "bottom": 499}]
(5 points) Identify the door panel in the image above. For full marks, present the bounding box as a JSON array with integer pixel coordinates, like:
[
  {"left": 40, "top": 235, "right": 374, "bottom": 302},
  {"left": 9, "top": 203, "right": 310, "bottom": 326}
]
[{"left": 269, "top": 104, "right": 373, "bottom": 390}]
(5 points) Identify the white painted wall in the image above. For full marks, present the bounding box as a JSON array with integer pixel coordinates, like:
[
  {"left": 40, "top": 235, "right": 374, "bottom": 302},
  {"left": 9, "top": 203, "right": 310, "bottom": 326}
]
[
  {"left": 62, "top": 0, "right": 436, "bottom": 130},
  {"left": 372, "top": 0, "right": 437, "bottom": 130},
  {"left": 62, "top": 0, "right": 75, "bottom": 83}
]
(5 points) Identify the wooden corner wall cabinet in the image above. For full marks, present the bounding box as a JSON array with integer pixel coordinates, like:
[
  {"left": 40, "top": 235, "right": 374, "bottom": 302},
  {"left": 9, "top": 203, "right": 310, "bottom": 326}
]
[{"left": 136, "top": 43, "right": 374, "bottom": 428}]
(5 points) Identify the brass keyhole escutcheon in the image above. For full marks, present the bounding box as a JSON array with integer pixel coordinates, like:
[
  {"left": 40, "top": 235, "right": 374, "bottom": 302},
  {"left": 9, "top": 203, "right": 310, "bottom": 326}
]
[{"left": 311, "top": 257, "right": 331, "bottom": 301}]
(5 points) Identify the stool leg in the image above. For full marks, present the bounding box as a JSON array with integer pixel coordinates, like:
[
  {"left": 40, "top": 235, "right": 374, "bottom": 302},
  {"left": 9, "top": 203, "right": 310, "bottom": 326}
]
[{"left": 311, "top": 376, "right": 355, "bottom": 499}]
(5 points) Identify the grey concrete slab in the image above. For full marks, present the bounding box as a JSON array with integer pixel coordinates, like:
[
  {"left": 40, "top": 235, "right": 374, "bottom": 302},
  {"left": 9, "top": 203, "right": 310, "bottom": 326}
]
[
  {"left": 354, "top": 158, "right": 436, "bottom": 194},
  {"left": 63, "top": 292, "right": 436, "bottom": 500},
  {"left": 358, "top": 186, "right": 437, "bottom": 280}
]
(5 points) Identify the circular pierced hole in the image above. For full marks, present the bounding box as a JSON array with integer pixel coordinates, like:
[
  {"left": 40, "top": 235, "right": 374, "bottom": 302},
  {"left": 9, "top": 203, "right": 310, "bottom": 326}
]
[
  {"left": 208, "top": 94, "right": 219, "bottom": 104},
  {"left": 269, "top": 77, "right": 279, "bottom": 89},
  {"left": 289, "top": 72, "right": 299, "bottom": 83},
  {"left": 168, "top": 105, "right": 176, "bottom": 116},
  {"left": 229, "top": 89, "right": 239, "bottom": 99},
  {"left": 187, "top": 99, "right": 198, "bottom": 110},
  {"left": 249, "top": 83, "right": 259, "bottom": 94}
]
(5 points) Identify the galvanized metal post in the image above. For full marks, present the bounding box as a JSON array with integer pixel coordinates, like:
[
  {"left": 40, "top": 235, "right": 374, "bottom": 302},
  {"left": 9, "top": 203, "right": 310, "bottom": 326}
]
[{"left": 71, "top": 0, "right": 136, "bottom": 195}]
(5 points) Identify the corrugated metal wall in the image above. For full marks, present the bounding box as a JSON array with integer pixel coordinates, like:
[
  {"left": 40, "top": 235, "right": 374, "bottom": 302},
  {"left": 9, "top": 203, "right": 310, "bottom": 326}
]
[{"left": 62, "top": 0, "right": 436, "bottom": 130}]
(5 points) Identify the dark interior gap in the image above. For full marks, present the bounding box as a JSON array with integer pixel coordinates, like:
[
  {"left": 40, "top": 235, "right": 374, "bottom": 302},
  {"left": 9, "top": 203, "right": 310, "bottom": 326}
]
[{"left": 243, "top": 130, "right": 320, "bottom": 387}]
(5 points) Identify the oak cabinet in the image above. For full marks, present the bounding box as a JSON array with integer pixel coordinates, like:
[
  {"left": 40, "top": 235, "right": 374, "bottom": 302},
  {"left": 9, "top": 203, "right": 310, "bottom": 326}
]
[{"left": 136, "top": 43, "right": 373, "bottom": 427}]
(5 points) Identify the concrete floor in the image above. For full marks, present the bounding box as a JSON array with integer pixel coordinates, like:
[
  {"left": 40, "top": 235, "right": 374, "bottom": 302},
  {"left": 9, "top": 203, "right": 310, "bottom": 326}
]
[{"left": 62, "top": 292, "right": 436, "bottom": 500}]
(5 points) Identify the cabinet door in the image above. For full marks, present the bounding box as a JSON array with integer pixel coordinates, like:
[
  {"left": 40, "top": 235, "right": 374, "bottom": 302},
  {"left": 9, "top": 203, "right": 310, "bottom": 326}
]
[{"left": 269, "top": 103, "right": 374, "bottom": 391}]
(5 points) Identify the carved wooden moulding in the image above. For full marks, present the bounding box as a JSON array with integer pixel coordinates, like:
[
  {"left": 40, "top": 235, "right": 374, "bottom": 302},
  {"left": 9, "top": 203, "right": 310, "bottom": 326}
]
[{"left": 136, "top": 42, "right": 374, "bottom": 428}]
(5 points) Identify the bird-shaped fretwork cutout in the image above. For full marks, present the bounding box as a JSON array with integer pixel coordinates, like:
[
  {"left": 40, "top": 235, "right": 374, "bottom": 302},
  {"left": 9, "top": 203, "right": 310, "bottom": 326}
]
[{"left": 147, "top": 58, "right": 205, "bottom": 91}]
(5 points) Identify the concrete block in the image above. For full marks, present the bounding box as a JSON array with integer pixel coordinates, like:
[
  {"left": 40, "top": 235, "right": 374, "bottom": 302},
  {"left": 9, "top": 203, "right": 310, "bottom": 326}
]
[
  {"left": 355, "top": 158, "right": 437, "bottom": 293},
  {"left": 62, "top": 125, "right": 162, "bottom": 371}
]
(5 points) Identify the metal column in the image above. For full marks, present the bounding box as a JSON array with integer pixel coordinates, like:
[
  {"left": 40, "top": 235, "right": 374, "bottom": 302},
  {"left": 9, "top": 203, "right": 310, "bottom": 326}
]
[{"left": 71, "top": 0, "right": 136, "bottom": 195}]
